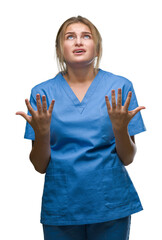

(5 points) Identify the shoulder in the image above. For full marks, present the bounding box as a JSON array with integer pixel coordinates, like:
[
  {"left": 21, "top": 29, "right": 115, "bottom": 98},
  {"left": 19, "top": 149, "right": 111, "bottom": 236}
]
[
  {"left": 100, "top": 69, "right": 132, "bottom": 87},
  {"left": 31, "top": 72, "right": 61, "bottom": 95}
]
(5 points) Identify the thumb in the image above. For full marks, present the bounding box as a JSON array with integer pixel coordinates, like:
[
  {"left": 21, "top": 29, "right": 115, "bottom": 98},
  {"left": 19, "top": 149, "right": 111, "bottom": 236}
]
[
  {"left": 130, "top": 106, "right": 146, "bottom": 118},
  {"left": 16, "top": 111, "right": 32, "bottom": 123}
]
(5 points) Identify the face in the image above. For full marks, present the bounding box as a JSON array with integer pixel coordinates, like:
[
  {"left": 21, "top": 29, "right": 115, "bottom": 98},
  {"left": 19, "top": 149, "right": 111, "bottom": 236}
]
[{"left": 63, "top": 23, "right": 97, "bottom": 68}]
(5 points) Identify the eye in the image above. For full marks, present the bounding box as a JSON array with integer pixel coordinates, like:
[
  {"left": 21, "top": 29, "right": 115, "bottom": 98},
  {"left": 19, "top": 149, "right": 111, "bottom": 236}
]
[
  {"left": 66, "top": 35, "right": 74, "bottom": 40},
  {"left": 83, "top": 34, "right": 91, "bottom": 39}
]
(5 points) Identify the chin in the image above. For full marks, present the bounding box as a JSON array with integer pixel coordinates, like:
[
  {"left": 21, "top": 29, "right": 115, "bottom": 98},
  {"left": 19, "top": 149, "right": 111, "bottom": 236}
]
[{"left": 67, "top": 58, "right": 95, "bottom": 67}]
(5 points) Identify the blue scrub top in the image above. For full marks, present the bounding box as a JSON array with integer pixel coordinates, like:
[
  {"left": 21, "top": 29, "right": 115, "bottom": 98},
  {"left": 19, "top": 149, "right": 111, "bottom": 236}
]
[{"left": 24, "top": 69, "right": 146, "bottom": 226}]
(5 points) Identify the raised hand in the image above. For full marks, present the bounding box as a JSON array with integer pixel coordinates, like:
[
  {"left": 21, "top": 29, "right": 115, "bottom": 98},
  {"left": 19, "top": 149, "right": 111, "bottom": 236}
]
[
  {"left": 16, "top": 94, "right": 55, "bottom": 137},
  {"left": 105, "top": 88, "right": 145, "bottom": 131}
]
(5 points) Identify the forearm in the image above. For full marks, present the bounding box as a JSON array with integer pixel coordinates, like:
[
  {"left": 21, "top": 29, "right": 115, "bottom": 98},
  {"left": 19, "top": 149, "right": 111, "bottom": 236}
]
[
  {"left": 30, "top": 132, "right": 51, "bottom": 174},
  {"left": 113, "top": 127, "right": 137, "bottom": 166}
]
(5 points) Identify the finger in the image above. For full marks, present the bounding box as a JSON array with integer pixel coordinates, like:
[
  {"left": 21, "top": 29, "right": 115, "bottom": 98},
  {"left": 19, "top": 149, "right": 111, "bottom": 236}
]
[
  {"left": 25, "top": 99, "right": 35, "bottom": 115},
  {"left": 105, "top": 95, "right": 111, "bottom": 112},
  {"left": 117, "top": 88, "right": 122, "bottom": 109},
  {"left": 42, "top": 95, "right": 47, "bottom": 113},
  {"left": 16, "top": 111, "right": 32, "bottom": 123},
  {"left": 111, "top": 90, "right": 116, "bottom": 109},
  {"left": 48, "top": 99, "right": 55, "bottom": 114},
  {"left": 124, "top": 91, "right": 132, "bottom": 110},
  {"left": 130, "top": 106, "right": 146, "bottom": 118},
  {"left": 36, "top": 94, "right": 42, "bottom": 113}
]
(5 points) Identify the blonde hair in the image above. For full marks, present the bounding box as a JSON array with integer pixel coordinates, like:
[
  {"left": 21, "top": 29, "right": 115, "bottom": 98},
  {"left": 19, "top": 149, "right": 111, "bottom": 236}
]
[{"left": 55, "top": 16, "right": 102, "bottom": 74}]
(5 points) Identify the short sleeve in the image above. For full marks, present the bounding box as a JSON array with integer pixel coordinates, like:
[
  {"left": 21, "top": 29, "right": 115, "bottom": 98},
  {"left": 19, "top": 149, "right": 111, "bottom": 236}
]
[
  {"left": 24, "top": 90, "right": 36, "bottom": 140},
  {"left": 124, "top": 82, "right": 146, "bottom": 136}
]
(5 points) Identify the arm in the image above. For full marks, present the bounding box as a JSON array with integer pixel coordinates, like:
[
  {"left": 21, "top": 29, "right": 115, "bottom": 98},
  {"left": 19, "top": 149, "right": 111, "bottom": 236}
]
[
  {"left": 113, "top": 128, "right": 136, "bottom": 166},
  {"left": 30, "top": 133, "right": 51, "bottom": 174},
  {"left": 105, "top": 88, "right": 145, "bottom": 166},
  {"left": 16, "top": 94, "right": 55, "bottom": 174}
]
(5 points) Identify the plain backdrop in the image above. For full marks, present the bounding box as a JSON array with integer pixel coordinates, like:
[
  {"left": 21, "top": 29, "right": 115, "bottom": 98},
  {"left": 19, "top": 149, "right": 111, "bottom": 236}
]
[{"left": 1, "top": 0, "right": 161, "bottom": 239}]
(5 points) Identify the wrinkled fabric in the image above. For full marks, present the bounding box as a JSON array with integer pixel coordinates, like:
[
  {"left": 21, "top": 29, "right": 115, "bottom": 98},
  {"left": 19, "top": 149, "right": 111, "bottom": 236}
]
[{"left": 24, "top": 69, "right": 146, "bottom": 226}]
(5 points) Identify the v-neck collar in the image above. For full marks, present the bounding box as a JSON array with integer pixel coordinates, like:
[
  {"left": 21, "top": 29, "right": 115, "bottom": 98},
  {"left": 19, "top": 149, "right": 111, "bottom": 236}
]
[{"left": 59, "top": 69, "right": 103, "bottom": 114}]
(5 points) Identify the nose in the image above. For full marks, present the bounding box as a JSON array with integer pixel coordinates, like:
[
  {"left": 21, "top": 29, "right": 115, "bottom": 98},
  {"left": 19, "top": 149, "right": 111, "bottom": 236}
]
[{"left": 75, "top": 36, "right": 83, "bottom": 46}]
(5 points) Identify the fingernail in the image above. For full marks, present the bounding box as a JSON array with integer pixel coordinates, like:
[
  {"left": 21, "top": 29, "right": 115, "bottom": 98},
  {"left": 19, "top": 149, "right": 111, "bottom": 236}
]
[
  {"left": 118, "top": 88, "right": 121, "bottom": 93},
  {"left": 42, "top": 95, "right": 46, "bottom": 99}
]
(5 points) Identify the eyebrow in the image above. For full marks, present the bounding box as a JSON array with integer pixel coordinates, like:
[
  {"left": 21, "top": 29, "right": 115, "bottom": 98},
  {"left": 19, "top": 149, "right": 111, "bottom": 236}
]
[{"left": 65, "top": 31, "right": 92, "bottom": 35}]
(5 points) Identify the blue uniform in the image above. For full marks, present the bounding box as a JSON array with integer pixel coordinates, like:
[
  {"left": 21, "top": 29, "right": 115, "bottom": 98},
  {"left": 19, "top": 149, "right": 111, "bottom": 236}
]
[{"left": 24, "top": 69, "right": 146, "bottom": 226}]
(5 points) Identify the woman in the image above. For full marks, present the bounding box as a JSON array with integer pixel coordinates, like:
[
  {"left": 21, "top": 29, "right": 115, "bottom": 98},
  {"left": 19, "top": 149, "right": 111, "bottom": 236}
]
[{"left": 16, "top": 16, "right": 146, "bottom": 240}]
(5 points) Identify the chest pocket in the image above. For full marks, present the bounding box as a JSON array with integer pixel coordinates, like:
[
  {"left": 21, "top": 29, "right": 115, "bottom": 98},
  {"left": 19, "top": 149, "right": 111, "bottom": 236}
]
[{"left": 99, "top": 105, "right": 115, "bottom": 143}]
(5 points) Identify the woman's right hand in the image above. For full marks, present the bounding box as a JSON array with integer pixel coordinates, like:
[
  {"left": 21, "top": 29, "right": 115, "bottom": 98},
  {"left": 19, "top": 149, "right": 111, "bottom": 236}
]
[{"left": 16, "top": 94, "right": 55, "bottom": 137}]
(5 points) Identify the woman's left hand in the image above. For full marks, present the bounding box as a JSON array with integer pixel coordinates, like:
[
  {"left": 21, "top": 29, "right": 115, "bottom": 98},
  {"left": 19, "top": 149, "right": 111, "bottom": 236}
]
[{"left": 105, "top": 88, "right": 145, "bottom": 131}]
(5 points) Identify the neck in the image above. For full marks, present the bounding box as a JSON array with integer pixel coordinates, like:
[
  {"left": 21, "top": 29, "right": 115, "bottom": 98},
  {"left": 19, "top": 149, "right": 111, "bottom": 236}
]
[{"left": 64, "top": 64, "right": 98, "bottom": 84}]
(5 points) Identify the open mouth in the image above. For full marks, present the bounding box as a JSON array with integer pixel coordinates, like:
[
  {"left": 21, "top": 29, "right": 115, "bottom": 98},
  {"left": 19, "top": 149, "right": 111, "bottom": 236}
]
[{"left": 73, "top": 49, "right": 86, "bottom": 54}]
